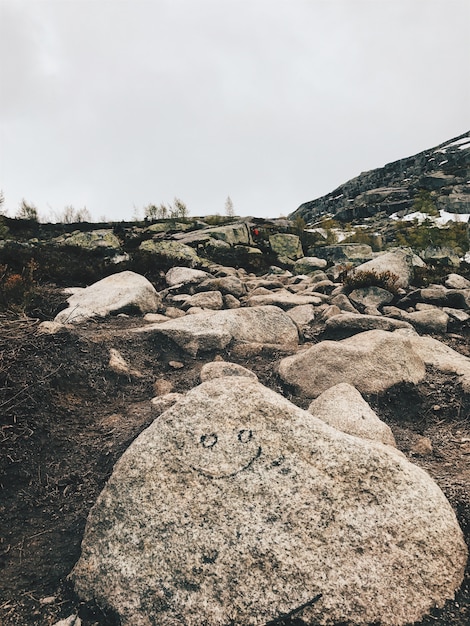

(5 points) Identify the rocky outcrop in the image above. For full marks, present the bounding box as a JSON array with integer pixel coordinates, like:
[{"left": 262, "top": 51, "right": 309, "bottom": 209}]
[
  {"left": 291, "top": 131, "right": 470, "bottom": 222},
  {"left": 71, "top": 376, "right": 467, "bottom": 626}
]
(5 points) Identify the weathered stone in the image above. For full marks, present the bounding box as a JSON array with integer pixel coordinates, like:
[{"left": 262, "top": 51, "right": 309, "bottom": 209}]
[
  {"left": 269, "top": 233, "right": 303, "bottom": 260},
  {"left": 108, "top": 348, "right": 142, "bottom": 378},
  {"left": 55, "top": 271, "right": 161, "bottom": 324},
  {"left": 286, "top": 304, "right": 316, "bottom": 328},
  {"left": 139, "top": 239, "right": 200, "bottom": 265},
  {"left": 200, "top": 361, "right": 257, "bottom": 382},
  {"left": 133, "top": 306, "right": 298, "bottom": 356},
  {"left": 313, "top": 244, "right": 373, "bottom": 263},
  {"left": 411, "top": 436, "right": 433, "bottom": 456},
  {"left": 330, "top": 293, "right": 359, "bottom": 313},
  {"left": 278, "top": 329, "right": 426, "bottom": 398},
  {"left": 444, "top": 273, "right": 470, "bottom": 290},
  {"left": 402, "top": 309, "right": 449, "bottom": 334},
  {"left": 422, "top": 246, "right": 461, "bottom": 267},
  {"left": 165, "top": 267, "right": 211, "bottom": 287},
  {"left": 349, "top": 286, "right": 395, "bottom": 310},
  {"left": 150, "top": 393, "right": 184, "bottom": 416},
  {"left": 182, "top": 290, "right": 224, "bottom": 311},
  {"left": 293, "top": 256, "right": 327, "bottom": 274},
  {"left": 196, "top": 276, "right": 247, "bottom": 298},
  {"left": 59, "top": 229, "right": 122, "bottom": 253},
  {"left": 353, "top": 248, "right": 415, "bottom": 289},
  {"left": 71, "top": 376, "right": 467, "bottom": 626},
  {"left": 308, "top": 382, "right": 396, "bottom": 446},
  {"left": 325, "top": 313, "right": 412, "bottom": 334},
  {"left": 246, "top": 290, "right": 323, "bottom": 309},
  {"left": 223, "top": 294, "right": 241, "bottom": 309}
]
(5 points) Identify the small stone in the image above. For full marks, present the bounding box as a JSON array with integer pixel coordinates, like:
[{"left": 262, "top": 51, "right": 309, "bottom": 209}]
[
  {"left": 411, "top": 437, "right": 433, "bottom": 456},
  {"left": 433, "top": 405, "right": 441, "bottom": 412},
  {"left": 153, "top": 379, "right": 173, "bottom": 396},
  {"left": 169, "top": 361, "right": 184, "bottom": 369},
  {"left": 39, "top": 596, "right": 56, "bottom": 605}
]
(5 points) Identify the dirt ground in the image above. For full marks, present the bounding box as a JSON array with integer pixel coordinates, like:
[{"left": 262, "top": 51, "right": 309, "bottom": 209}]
[{"left": 0, "top": 306, "right": 469, "bottom": 626}]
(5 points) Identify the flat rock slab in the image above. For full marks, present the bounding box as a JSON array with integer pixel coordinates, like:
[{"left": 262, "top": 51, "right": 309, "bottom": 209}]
[
  {"left": 246, "top": 290, "right": 323, "bottom": 309},
  {"left": 133, "top": 305, "right": 299, "bottom": 356},
  {"left": 71, "top": 377, "right": 467, "bottom": 626},
  {"left": 325, "top": 312, "right": 412, "bottom": 333},
  {"left": 278, "top": 329, "right": 426, "bottom": 398},
  {"left": 55, "top": 271, "right": 161, "bottom": 324}
]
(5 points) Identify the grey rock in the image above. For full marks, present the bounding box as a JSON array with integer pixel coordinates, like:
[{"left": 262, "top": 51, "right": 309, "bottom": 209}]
[
  {"left": 55, "top": 271, "right": 161, "bottom": 324},
  {"left": 269, "top": 233, "right": 304, "bottom": 260},
  {"left": 286, "top": 304, "right": 316, "bottom": 328},
  {"left": 293, "top": 256, "right": 327, "bottom": 274},
  {"left": 353, "top": 248, "right": 415, "bottom": 289},
  {"left": 165, "top": 267, "right": 211, "bottom": 287},
  {"left": 200, "top": 361, "right": 257, "bottom": 382},
  {"left": 71, "top": 377, "right": 467, "bottom": 626},
  {"left": 182, "top": 290, "right": 224, "bottom": 311},
  {"left": 133, "top": 306, "right": 298, "bottom": 356},
  {"left": 308, "top": 382, "right": 396, "bottom": 446},
  {"left": 330, "top": 293, "right": 359, "bottom": 313},
  {"left": 139, "top": 239, "right": 200, "bottom": 265},
  {"left": 278, "top": 329, "right": 426, "bottom": 398},
  {"left": 325, "top": 313, "right": 412, "bottom": 334},
  {"left": 444, "top": 273, "right": 470, "bottom": 290},
  {"left": 246, "top": 290, "right": 323, "bottom": 309},
  {"left": 349, "top": 286, "right": 395, "bottom": 310},
  {"left": 196, "top": 276, "right": 247, "bottom": 298}
]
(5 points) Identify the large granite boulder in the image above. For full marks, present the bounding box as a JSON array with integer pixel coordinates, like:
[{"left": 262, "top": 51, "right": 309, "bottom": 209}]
[
  {"left": 71, "top": 376, "right": 467, "bottom": 626},
  {"left": 134, "top": 305, "right": 299, "bottom": 356},
  {"left": 139, "top": 239, "right": 200, "bottom": 265},
  {"left": 55, "top": 271, "right": 161, "bottom": 324},
  {"left": 269, "top": 233, "right": 303, "bottom": 260},
  {"left": 352, "top": 248, "right": 415, "bottom": 289},
  {"left": 278, "top": 329, "right": 426, "bottom": 398}
]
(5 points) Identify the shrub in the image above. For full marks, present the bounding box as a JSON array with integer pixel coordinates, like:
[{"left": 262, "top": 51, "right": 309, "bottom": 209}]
[{"left": 344, "top": 269, "right": 401, "bottom": 295}]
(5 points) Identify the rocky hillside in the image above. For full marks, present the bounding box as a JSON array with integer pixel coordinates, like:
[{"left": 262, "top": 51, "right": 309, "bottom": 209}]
[{"left": 290, "top": 131, "right": 470, "bottom": 223}]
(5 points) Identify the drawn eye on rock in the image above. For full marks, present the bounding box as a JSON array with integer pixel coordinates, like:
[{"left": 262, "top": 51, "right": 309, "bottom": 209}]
[
  {"left": 200, "top": 433, "right": 218, "bottom": 448},
  {"left": 190, "top": 427, "right": 261, "bottom": 479},
  {"left": 238, "top": 429, "right": 253, "bottom": 443}
]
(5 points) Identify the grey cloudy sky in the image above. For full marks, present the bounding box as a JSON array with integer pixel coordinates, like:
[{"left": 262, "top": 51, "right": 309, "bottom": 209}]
[{"left": 1, "top": 0, "right": 469, "bottom": 222}]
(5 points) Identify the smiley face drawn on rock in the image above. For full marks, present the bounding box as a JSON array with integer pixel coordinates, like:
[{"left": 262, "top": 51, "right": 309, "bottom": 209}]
[{"left": 188, "top": 425, "right": 262, "bottom": 479}]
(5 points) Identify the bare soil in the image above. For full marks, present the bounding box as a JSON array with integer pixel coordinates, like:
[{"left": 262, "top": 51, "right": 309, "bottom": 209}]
[{"left": 0, "top": 308, "right": 469, "bottom": 626}]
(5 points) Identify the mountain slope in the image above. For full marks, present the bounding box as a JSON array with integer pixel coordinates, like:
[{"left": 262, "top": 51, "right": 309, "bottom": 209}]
[{"left": 290, "top": 131, "right": 470, "bottom": 223}]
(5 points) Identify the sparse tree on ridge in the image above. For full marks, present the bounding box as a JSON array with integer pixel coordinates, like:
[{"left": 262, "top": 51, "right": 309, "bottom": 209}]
[
  {"left": 225, "top": 196, "right": 234, "bottom": 218},
  {"left": 16, "top": 199, "right": 39, "bottom": 222}
]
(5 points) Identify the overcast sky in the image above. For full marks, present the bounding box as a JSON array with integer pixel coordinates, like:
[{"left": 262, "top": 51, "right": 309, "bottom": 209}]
[{"left": 0, "top": 0, "right": 469, "bottom": 222}]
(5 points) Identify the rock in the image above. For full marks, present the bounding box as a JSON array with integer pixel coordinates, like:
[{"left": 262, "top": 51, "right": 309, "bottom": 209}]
[
  {"left": 403, "top": 333, "right": 470, "bottom": 392},
  {"left": 168, "top": 360, "right": 184, "bottom": 369},
  {"left": 422, "top": 246, "right": 461, "bottom": 267},
  {"left": 443, "top": 307, "right": 470, "bottom": 323},
  {"left": 402, "top": 309, "right": 449, "bottom": 334},
  {"left": 200, "top": 361, "right": 257, "bottom": 382},
  {"left": 134, "top": 306, "right": 298, "bottom": 356},
  {"left": 278, "top": 329, "right": 426, "bottom": 398},
  {"left": 313, "top": 243, "right": 374, "bottom": 263},
  {"left": 59, "top": 229, "right": 122, "bottom": 253},
  {"left": 150, "top": 393, "right": 184, "bottom": 415},
  {"left": 108, "top": 348, "right": 142, "bottom": 378},
  {"left": 293, "top": 256, "right": 327, "bottom": 274},
  {"left": 330, "top": 293, "right": 359, "bottom": 313},
  {"left": 223, "top": 294, "right": 241, "bottom": 309},
  {"left": 37, "top": 321, "right": 67, "bottom": 335},
  {"left": 246, "top": 290, "right": 323, "bottom": 309},
  {"left": 411, "top": 436, "right": 433, "bottom": 456},
  {"left": 139, "top": 239, "right": 200, "bottom": 265},
  {"left": 269, "top": 233, "right": 303, "bottom": 260},
  {"left": 71, "top": 376, "right": 467, "bottom": 626},
  {"left": 308, "top": 383, "right": 396, "bottom": 446},
  {"left": 165, "top": 267, "right": 211, "bottom": 287},
  {"left": 349, "top": 286, "right": 395, "bottom": 310},
  {"left": 196, "top": 276, "right": 247, "bottom": 298},
  {"left": 325, "top": 313, "right": 413, "bottom": 334},
  {"left": 286, "top": 304, "right": 316, "bottom": 328},
  {"left": 182, "top": 290, "right": 224, "bottom": 311},
  {"left": 153, "top": 379, "right": 173, "bottom": 396},
  {"left": 143, "top": 313, "right": 170, "bottom": 323},
  {"left": 318, "top": 304, "right": 342, "bottom": 320},
  {"left": 55, "top": 271, "right": 161, "bottom": 324},
  {"left": 52, "top": 617, "right": 81, "bottom": 626},
  {"left": 444, "top": 273, "right": 470, "bottom": 290},
  {"left": 352, "top": 248, "right": 415, "bottom": 289}
]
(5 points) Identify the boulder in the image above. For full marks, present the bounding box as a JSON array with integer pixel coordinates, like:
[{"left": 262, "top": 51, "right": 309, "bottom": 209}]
[
  {"left": 195, "top": 276, "right": 247, "bottom": 298},
  {"left": 134, "top": 306, "right": 298, "bottom": 356},
  {"left": 313, "top": 243, "right": 374, "bottom": 263},
  {"left": 139, "top": 240, "right": 200, "bottom": 265},
  {"left": 349, "top": 286, "right": 395, "bottom": 310},
  {"left": 165, "top": 267, "right": 211, "bottom": 287},
  {"left": 325, "top": 313, "right": 413, "bottom": 334},
  {"left": 182, "top": 290, "right": 224, "bottom": 311},
  {"left": 55, "top": 271, "right": 161, "bottom": 324},
  {"left": 58, "top": 229, "right": 122, "bottom": 253},
  {"left": 444, "top": 273, "right": 470, "bottom": 290},
  {"left": 293, "top": 256, "right": 328, "bottom": 274},
  {"left": 352, "top": 248, "right": 415, "bottom": 289},
  {"left": 200, "top": 361, "right": 257, "bottom": 382},
  {"left": 286, "top": 304, "right": 316, "bottom": 328},
  {"left": 278, "top": 329, "right": 426, "bottom": 398},
  {"left": 269, "top": 233, "right": 303, "bottom": 260},
  {"left": 246, "top": 290, "right": 323, "bottom": 309},
  {"left": 71, "top": 376, "right": 467, "bottom": 626},
  {"left": 308, "top": 382, "right": 396, "bottom": 446}
]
